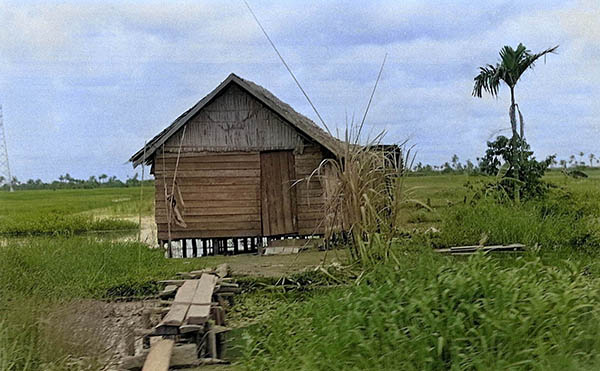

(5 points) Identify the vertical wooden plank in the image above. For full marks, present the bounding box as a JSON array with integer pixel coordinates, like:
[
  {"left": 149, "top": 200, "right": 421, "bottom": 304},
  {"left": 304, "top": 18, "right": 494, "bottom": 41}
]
[
  {"left": 279, "top": 151, "right": 293, "bottom": 233},
  {"left": 182, "top": 239, "right": 187, "bottom": 258},
  {"left": 288, "top": 152, "right": 298, "bottom": 231},
  {"left": 260, "top": 152, "right": 271, "bottom": 235},
  {"left": 270, "top": 152, "right": 283, "bottom": 235}
]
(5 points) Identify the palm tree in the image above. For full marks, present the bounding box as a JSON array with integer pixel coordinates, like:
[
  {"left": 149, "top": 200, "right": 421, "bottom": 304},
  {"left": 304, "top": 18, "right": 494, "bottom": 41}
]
[
  {"left": 559, "top": 159, "right": 567, "bottom": 169},
  {"left": 473, "top": 44, "right": 558, "bottom": 141},
  {"left": 589, "top": 153, "right": 595, "bottom": 168},
  {"left": 473, "top": 44, "right": 558, "bottom": 199}
]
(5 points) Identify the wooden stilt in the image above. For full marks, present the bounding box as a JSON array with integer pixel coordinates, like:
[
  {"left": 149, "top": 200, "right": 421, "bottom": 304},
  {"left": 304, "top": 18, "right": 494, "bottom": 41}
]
[
  {"left": 192, "top": 239, "right": 198, "bottom": 258},
  {"left": 182, "top": 239, "right": 187, "bottom": 259},
  {"left": 233, "top": 239, "right": 239, "bottom": 254}
]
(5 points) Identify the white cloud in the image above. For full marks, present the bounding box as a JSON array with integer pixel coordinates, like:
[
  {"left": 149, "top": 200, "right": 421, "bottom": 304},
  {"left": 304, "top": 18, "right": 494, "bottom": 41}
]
[{"left": 0, "top": 0, "right": 597, "bottom": 180}]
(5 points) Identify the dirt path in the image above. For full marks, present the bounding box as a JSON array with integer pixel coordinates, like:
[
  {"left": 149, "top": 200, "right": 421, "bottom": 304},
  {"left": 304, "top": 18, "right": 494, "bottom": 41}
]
[{"left": 200, "top": 249, "right": 348, "bottom": 277}]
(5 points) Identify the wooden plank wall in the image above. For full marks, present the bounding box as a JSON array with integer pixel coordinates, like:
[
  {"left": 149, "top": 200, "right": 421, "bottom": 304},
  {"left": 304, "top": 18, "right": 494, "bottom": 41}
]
[
  {"left": 164, "top": 84, "right": 304, "bottom": 152},
  {"left": 294, "top": 145, "right": 327, "bottom": 235},
  {"left": 154, "top": 152, "right": 262, "bottom": 239}
]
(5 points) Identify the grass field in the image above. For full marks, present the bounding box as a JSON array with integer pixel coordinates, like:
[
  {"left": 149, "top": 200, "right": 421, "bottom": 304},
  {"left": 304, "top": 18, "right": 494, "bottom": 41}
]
[
  {"left": 0, "top": 187, "right": 154, "bottom": 236},
  {"left": 1, "top": 171, "right": 600, "bottom": 370}
]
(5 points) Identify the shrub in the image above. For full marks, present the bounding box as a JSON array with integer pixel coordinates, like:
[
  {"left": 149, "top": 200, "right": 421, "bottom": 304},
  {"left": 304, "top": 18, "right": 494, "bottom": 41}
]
[{"left": 478, "top": 136, "right": 554, "bottom": 200}]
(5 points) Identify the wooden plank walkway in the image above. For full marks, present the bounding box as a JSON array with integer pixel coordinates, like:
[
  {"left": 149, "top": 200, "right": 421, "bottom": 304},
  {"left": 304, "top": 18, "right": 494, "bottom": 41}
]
[{"left": 122, "top": 264, "right": 237, "bottom": 370}]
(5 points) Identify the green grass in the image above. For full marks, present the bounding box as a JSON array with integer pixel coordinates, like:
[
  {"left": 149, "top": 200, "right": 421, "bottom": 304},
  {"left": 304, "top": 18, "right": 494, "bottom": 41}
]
[
  {"left": 236, "top": 170, "right": 600, "bottom": 370},
  {"left": 0, "top": 237, "right": 213, "bottom": 370},
  {"left": 0, "top": 187, "right": 153, "bottom": 235},
  {"left": 0, "top": 187, "right": 153, "bottom": 216},
  {"left": 240, "top": 252, "right": 600, "bottom": 370},
  {"left": 1, "top": 172, "right": 600, "bottom": 370}
]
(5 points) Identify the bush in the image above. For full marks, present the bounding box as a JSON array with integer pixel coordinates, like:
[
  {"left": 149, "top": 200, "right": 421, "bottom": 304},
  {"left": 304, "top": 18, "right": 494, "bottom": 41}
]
[
  {"left": 478, "top": 136, "right": 554, "bottom": 200},
  {"left": 240, "top": 254, "right": 600, "bottom": 370}
]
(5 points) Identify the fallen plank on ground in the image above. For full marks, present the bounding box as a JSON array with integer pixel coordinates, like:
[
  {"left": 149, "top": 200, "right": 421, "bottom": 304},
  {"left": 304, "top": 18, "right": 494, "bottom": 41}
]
[{"left": 142, "top": 339, "right": 174, "bottom": 371}]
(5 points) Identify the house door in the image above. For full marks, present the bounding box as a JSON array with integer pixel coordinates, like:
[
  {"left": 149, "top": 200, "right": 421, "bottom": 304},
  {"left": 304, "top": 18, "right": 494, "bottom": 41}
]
[{"left": 260, "top": 151, "right": 298, "bottom": 236}]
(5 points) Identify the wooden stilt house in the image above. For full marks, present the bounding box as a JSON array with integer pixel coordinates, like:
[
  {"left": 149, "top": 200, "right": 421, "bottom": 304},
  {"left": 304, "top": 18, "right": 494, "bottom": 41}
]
[{"left": 130, "top": 73, "right": 340, "bottom": 256}]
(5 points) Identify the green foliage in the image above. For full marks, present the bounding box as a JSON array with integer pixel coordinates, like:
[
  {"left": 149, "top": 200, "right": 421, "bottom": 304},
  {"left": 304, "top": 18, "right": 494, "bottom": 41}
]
[
  {"left": 437, "top": 190, "right": 600, "bottom": 252},
  {"left": 0, "top": 237, "right": 201, "bottom": 299},
  {"left": 240, "top": 254, "right": 600, "bottom": 370},
  {"left": 1, "top": 172, "right": 154, "bottom": 191},
  {"left": 0, "top": 213, "right": 136, "bottom": 236},
  {"left": 472, "top": 43, "right": 558, "bottom": 98},
  {"left": 477, "top": 136, "right": 555, "bottom": 200}
]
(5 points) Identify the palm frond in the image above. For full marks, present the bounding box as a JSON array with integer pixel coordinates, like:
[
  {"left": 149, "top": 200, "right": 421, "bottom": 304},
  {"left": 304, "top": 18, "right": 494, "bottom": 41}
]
[
  {"left": 472, "top": 64, "right": 502, "bottom": 98},
  {"left": 517, "top": 45, "right": 559, "bottom": 79}
]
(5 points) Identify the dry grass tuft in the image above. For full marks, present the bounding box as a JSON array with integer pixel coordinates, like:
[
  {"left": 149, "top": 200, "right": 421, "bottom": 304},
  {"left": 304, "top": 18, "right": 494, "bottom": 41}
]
[{"left": 307, "top": 126, "right": 424, "bottom": 266}]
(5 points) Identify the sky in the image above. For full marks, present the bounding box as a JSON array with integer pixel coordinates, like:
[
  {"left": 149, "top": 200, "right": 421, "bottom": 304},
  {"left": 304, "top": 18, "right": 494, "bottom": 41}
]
[{"left": 0, "top": 0, "right": 598, "bottom": 182}]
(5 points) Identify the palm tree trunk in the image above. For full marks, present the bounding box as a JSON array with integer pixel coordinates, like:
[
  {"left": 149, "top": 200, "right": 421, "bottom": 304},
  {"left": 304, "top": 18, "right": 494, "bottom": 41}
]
[{"left": 509, "top": 86, "right": 521, "bottom": 202}]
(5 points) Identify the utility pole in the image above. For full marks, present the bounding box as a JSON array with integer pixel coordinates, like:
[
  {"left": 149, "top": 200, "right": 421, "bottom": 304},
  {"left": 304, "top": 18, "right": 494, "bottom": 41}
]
[{"left": 0, "top": 104, "right": 14, "bottom": 192}]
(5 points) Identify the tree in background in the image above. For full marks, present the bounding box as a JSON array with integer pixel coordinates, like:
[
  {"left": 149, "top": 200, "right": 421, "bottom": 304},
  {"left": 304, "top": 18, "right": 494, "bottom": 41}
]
[
  {"left": 479, "top": 136, "right": 555, "bottom": 200},
  {"left": 559, "top": 159, "right": 567, "bottom": 169},
  {"left": 473, "top": 43, "right": 558, "bottom": 200}
]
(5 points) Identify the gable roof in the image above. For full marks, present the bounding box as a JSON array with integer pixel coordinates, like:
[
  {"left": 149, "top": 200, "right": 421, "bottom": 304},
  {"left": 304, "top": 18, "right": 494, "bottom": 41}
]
[{"left": 130, "top": 73, "right": 341, "bottom": 167}]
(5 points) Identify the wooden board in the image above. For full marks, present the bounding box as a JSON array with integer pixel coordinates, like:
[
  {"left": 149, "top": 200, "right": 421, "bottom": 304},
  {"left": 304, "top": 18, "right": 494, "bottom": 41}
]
[
  {"left": 174, "top": 280, "right": 199, "bottom": 303},
  {"left": 156, "top": 206, "right": 260, "bottom": 217},
  {"left": 122, "top": 344, "right": 197, "bottom": 370},
  {"left": 192, "top": 274, "right": 219, "bottom": 305},
  {"left": 186, "top": 274, "right": 218, "bottom": 324},
  {"left": 158, "top": 228, "right": 261, "bottom": 239},
  {"left": 160, "top": 280, "right": 198, "bottom": 327},
  {"left": 142, "top": 339, "right": 174, "bottom": 371},
  {"left": 260, "top": 151, "right": 298, "bottom": 236},
  {"left": 154, "top": 151, "right": 263, "bottom": 240}
]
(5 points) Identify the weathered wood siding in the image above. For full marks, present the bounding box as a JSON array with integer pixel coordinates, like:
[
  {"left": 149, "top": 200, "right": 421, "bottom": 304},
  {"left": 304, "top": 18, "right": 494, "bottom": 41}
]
[
  {"left": 260, "top": 151, "right": 298, "bottom": 236},
  {"left": 294, "top": 145, "right": 326, "bottom": 235},
  {"left": 153, "top": 146, "right": 328, "bottom": 240},
  {"left": 163, "top": 84, "right": 304, "bottom": 152},
  {"left": 154, "top": 152, "right": 262, "bottom": 239}
]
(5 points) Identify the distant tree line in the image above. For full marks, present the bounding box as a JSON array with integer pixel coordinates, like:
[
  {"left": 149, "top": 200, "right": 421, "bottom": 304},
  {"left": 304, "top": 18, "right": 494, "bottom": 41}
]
[
  {"left": 412, "top": 154, "right": 479, "bottom": 175},
  {"left": 411, "top": 151, "right": 598, "bottom": 176},
  {"left": 0, "top": 173, "right": 153, "bottom": 191}
]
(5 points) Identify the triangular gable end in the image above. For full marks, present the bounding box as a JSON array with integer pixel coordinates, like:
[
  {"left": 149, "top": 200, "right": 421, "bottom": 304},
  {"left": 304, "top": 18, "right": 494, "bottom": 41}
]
[{"left": 130, "top": 73, "right": 340, "bottom": 167}]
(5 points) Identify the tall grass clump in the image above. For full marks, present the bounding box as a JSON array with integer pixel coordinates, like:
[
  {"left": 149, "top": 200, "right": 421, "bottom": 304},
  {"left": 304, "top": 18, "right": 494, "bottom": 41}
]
[
  {"left": 309, "top": 127, "right": 422, "bottom": 266},
  {"left": 240, "top": 253, "right": 600, "bottom": 370},
  {"left": 437, "top": 188, "right": 600, "bottom": 251}
]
